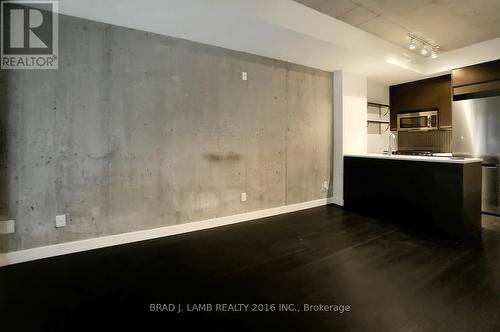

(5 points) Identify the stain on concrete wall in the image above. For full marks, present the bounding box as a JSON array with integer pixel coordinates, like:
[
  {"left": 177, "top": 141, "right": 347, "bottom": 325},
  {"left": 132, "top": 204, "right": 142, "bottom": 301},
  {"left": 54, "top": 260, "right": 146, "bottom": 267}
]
[
  {"left": 0, "top": 14, "right": 333, "bottom": 252},
  {"left": 204, "top": 152, "right": 242, "bottom": 162}
]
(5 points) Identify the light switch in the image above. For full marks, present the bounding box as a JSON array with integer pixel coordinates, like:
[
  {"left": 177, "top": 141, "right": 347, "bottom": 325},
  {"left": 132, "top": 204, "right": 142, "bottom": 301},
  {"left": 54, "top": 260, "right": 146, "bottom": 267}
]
[
  {"left": 55, "top": 214, "right": 66, "bottom": 228},
  {"left": 241, "top": 71, "right": 248, "bottom": 81},
  {"left": 241, "top": 192, "right": 247, "bottom": 202},
  {"left": 0, "top": 220, "right": 15, "bottom": 234}
]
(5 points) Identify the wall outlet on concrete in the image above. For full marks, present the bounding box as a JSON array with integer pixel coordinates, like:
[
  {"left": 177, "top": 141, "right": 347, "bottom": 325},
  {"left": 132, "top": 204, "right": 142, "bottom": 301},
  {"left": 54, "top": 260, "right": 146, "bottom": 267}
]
[
  {"left": 0, "top": 220, "right": 15, "bottom": 234},
  {"left": 241, "top": 71, "right": 248, "bottom": 81},
  {"left": 323, "top": 181, "right": 329, "bottom": 191},
  {"left": 55, "top": 214, "right": 67, "bottom": 228},
  {"left": 241, "top": 192, "right": 247, "bottom": 202}
]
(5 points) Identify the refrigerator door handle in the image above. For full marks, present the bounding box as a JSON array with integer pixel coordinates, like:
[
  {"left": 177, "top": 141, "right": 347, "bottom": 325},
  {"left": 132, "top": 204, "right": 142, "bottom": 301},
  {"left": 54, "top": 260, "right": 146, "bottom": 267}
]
[{"left": 482, "top": 164, "right": 499, "bottom": 169}]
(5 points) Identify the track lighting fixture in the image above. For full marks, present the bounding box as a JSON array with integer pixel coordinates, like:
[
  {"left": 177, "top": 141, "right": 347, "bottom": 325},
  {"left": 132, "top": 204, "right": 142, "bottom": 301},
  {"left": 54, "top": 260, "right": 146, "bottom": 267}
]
[{"left": 407, "top": 33, "right": 439, "bottom": 59}]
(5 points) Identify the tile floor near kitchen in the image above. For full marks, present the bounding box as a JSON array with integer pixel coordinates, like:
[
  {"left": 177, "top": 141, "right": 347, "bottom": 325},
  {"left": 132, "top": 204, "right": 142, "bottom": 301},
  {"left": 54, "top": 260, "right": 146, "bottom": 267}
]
[{"left": 1, "top": 205, "right": 499, "bottom": 331}]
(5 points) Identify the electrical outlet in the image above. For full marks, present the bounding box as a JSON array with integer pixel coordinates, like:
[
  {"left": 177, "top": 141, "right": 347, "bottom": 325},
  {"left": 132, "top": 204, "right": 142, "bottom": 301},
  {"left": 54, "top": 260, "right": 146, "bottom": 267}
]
[
  {"left": 323, "top": 181, "right": 329, "bottom": 191},
  {"left": 241, "top": 192, "right": 247, "bottom": 202},
  {"left": 0, "top": 220, "right": 15, "bottom": 234},
  {"left": 55, "top": 214, "right": 66, "bottom": 228},
  {"left": 241, "top": 71, "right": 248, "bottom": 81}
]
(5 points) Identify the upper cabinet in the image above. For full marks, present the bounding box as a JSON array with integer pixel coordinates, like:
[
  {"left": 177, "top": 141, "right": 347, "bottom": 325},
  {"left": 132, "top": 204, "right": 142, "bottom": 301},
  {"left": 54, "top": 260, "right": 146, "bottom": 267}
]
[
  {"left": 390, "top": 75, "right": 452, "bottom": 130},
  {"left": 451, "top": 60, "right": 500, "bottom": 100}
]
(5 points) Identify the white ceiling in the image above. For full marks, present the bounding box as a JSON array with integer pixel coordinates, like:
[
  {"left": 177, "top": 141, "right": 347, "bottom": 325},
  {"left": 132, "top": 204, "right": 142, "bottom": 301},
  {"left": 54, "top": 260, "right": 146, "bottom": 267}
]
[
  {"left": 56, "top": 0, "right": 500, "bottom": 85},
  {"left": 294, "top": 0, "right": 500, "bottom": 52}
]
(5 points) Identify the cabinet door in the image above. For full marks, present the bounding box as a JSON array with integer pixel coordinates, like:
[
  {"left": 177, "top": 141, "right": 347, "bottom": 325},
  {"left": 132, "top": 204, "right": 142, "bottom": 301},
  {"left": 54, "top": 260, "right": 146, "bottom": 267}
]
[
  {"left": 452, "top": 60, "right": 500, "bottom": 87},
  {"left": 435, "top": 78, "right": 452, "bottom": 128}
]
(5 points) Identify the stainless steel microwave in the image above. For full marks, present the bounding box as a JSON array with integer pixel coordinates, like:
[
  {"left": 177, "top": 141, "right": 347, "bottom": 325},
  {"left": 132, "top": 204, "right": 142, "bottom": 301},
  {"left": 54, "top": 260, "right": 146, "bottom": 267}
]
[{"left": 397, "top": 110, "right": 438, "bottom": 131}]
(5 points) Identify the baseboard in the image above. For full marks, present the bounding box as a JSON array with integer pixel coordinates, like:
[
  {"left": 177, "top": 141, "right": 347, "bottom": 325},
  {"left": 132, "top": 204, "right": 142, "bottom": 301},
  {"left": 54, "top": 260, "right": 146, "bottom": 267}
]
[
  {"left": 0, "top": 196, "right": 339, "bottom": 267},
  {"left": 330, "top": 196, "right": 344, "bottom": 206}
]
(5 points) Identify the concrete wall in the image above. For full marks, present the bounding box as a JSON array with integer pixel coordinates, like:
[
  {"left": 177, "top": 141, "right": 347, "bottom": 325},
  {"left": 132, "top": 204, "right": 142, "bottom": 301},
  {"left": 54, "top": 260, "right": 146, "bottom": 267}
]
[{"left": 0, "top": 14, "right": 333, "bottom": 252}]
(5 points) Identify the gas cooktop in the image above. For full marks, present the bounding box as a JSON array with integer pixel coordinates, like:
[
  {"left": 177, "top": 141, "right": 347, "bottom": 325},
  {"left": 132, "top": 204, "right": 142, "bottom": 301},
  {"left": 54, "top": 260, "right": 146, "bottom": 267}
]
[{"left": 394, "top": 150, "right": 434, "bottom": 156}]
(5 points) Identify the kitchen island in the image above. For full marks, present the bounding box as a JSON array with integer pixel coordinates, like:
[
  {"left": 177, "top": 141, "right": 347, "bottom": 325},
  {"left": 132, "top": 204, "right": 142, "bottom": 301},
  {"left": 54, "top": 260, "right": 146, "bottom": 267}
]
[{"left": 344, "top": 154, "right": 483, "bottom": 238}]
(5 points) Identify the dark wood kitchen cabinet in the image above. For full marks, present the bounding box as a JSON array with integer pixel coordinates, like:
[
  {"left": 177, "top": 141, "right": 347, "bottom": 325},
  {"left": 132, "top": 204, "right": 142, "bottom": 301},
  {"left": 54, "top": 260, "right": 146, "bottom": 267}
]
[
  {"left": 390, "top": 75, "right": 452, "bottom": 130},
  {"left": 452, "top": 59, "right": 500, "bottom": 87},
  {"left": 452, "top": 60, "right": 500, "bottom": 99},
  {"left": 344, "top": 156, "right": 482, "bottom": 239}
]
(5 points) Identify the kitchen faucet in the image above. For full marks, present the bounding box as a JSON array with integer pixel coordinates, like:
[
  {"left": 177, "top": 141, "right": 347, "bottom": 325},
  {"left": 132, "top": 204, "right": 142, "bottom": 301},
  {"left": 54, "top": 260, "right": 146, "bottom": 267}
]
[{"left": 388, "top": 132, "right": 396, "bottom": 156}]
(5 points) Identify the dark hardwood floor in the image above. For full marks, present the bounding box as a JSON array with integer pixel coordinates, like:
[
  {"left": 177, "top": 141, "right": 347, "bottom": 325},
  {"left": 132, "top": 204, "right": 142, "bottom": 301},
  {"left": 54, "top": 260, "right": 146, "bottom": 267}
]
[{"left": 1, "top": 205, "right": 500, "bottom": 331}]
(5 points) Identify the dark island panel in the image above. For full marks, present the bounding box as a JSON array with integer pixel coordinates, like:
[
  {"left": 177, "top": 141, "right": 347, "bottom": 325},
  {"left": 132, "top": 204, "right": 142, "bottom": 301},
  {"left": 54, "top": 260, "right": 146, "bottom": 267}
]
[{"left": 344, "top": 156, "right": 482, "bottom": 239}]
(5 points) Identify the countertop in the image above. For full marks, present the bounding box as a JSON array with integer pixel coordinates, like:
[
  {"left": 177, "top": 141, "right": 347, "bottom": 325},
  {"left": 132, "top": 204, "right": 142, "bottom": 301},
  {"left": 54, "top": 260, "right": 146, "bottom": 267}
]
[{"left": 345, "top": 153, "right": 483, "bottom": 164}]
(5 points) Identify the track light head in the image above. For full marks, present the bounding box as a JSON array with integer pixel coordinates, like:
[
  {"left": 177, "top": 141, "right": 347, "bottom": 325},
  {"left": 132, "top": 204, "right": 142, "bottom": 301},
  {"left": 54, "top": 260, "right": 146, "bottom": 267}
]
[
  {"left": 409, "top": 39, "right": 416, "bottom": 50},
  {"left": 431, "top": 47, "right": 439, "bottom": 59}
]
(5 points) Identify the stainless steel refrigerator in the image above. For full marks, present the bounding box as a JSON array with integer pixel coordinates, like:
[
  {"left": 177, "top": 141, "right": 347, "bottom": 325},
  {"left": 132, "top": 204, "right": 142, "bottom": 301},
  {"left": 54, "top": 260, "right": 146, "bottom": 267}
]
[{"left": 453, "top": 95, "right": 500, "bottom": 216}]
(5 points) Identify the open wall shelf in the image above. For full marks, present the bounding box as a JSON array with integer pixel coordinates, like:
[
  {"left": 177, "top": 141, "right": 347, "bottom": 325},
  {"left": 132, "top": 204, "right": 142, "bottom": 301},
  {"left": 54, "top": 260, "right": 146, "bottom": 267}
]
[{"left": 367, "top": 102, "right": 390, "bottom": 134}]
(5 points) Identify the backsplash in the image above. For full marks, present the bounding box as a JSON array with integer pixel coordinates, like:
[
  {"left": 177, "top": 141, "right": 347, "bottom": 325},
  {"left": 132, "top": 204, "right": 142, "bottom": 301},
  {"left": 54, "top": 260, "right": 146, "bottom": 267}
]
[{"left": 398, "top": 130, "right": 452, "bottom": 152}]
